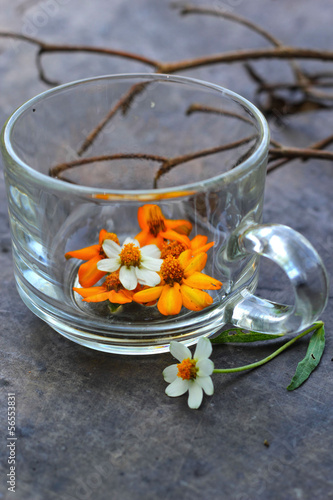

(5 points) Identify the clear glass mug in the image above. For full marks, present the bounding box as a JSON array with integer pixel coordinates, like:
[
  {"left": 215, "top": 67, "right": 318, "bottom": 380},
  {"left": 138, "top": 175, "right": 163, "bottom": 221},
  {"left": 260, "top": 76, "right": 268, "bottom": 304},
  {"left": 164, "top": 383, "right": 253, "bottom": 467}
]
[{"left": 1, "top": 74, "right": 328, "bottom": 355}]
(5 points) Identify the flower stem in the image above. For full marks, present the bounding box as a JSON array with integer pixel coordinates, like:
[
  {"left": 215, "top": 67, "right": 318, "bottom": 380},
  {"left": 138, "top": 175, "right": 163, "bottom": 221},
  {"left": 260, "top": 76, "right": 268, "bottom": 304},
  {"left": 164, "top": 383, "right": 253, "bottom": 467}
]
[{"left": 212, "top": 321, "right": 323, "bottom": 374}]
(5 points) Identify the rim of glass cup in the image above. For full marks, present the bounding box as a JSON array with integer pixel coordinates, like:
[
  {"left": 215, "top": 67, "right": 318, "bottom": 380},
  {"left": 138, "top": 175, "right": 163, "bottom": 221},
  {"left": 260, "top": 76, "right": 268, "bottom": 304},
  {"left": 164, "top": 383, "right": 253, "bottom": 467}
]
[{"left": 2, "top": 73, "right": 270, "bottom": 197}]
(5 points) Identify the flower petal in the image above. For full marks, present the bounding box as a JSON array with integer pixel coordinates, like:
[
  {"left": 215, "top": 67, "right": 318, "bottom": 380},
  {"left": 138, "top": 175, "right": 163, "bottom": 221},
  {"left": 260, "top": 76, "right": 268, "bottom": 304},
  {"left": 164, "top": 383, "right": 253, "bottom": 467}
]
[
  {"left": 180, "top": 284, "right": 213, "bottom": 311},
  {"left": 133, "top": 286, "right": 163, "bottom": 303},
  {"left": 158, "top": 283, "right": 182, "bottom": 316},
  {"left": 192, "top": 241, "right": 214, "bottom": 256},
  {"left": 169, "top": 340, "right": 192, "bottom": 362},
  {"left": 65, "top": 244, "right": 100, "bottom": 261},
  {"left": 162, "top": 364, "right": 179, "bottom": 383},
  {"left": 160, "top": 229, "right": 190, "bottom": 247},
  {"left": 165, "top": 218, "right": 192, "bottom": 235},
  {"left": 135, "top": 268, "right": 161, "bottom": 287},
  {"left": 83, "top": 292, "right": 111, "bottom": 303},
  {"left": 119, "top": 266, "right": 138, "bottom": 290},
  {"left": 187, "top": 381, "right": 203, "bottom": 409},
  {"left": 183, "top": 272, "right": 222, "bottom": 290},
  {"left": 140, "top": 244, "right": 161, "bottom": 259},
  {"left": 184, "top": 252, "right": 207, "bottom": 277},
  {"left": 140, "top": 256, "right": 163, "bottom": 271},
  {"left": 98, "top": 229, "right": 108, "bottom": 244},
  {"left": 102, "top": 240, "right": 121, "bottom": 258},
  {"left": 137, "top": 204, "right": 163, "bottom": 231},
  {"left": 135, "top": 229, "right": 150, "bottom": 247},
  {"left": 78, "top": 255, "right": 107, "bottom": 288},
  {"left": 197, "top": 358, "right": 214, "bottom": 377},
  {"left": 73, "top": 286, "right": 106, "bottom": 298},
  {"left": 190, "top": 235, "right": 207, "bottom": 251},
  {"left": 194, "top": 337, "right": 212, "bottom": 361},
  {"left": 123, "top": 237, "right": 140, "bottom": 247},
  {"left": 178, "top": 249, "right": 193, "bottom": 269},
  {"left": 108, "top": 290, "right": 133, "bottom": 304},
  {"left": 196, "top": 376, "right": 214, "bottom": 396},
  {"left": 97, "top": 257, "right": 120, "bottom": 273},
  {"left": 165, "top": 377, "right": 189, "bottom": 397}
]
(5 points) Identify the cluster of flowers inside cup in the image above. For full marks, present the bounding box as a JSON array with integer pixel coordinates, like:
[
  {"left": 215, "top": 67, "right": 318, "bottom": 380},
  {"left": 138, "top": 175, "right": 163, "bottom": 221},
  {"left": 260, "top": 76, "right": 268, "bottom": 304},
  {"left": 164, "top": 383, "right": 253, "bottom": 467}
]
[{"left": 66, "top": 204, "right": 222, "bottom": 316}]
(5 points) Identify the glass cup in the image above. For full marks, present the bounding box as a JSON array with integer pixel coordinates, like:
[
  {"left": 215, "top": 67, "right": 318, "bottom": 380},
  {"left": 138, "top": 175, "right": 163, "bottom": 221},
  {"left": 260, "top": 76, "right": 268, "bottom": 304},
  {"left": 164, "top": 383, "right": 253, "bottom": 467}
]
[{"left": 1, "top": 74, "right": 328, "bottom": 354}]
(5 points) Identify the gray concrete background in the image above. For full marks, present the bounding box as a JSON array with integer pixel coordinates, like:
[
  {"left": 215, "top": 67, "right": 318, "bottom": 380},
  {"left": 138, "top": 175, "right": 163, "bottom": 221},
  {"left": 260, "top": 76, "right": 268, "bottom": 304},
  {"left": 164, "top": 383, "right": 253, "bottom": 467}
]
[{"left": 0, "top": 1, "right": 332, "bottom": 499}]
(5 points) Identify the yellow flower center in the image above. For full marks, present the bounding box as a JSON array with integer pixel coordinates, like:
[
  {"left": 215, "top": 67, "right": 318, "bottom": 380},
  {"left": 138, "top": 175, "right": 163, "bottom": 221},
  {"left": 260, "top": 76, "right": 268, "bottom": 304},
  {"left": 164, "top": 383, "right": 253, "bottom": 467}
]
[
  {"left": 177, "top": 358, "right": 198, "bottom": 380},
  {"left": 161, "top": 241, "right": 187, "bottom": 259},
  {"left": 103, "top": 233, "right": 120, "bottom": 245},
  {"left": 160, "top": 255, "right": 184, "bottom": 285},
  {"left": 100, "top": 233, "right": 119, "bottom": 257},
  {"left": 120, "top": 243, "right": 141, "bottom": 267},
  {"left": 147, "top": 206, "right": 166, "bottom": 237},
  {"left": 105, "top": 271, "right": 122, "bottom": 291}
]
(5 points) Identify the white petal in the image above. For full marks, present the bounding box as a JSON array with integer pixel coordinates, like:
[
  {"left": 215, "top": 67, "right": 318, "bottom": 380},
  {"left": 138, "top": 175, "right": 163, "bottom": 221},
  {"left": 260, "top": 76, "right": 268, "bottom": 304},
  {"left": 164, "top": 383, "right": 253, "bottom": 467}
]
[
  {"left": 194, "top": 337, "right": 212, "bottom": 361},
  {"left": 196, "top": 358, "right": 214, "bottom": 377},
  {"left": 169, "top": 341, "right": 192, "bottom": 362},
  {"left": 135, "top": 268, "right": 161, "bottom": 287},
  {"left": 123, "top": 237, "right": 139, "bottom": 247},
  {"left": 165, "top": 378, "right": 189, "bottom": 397},
  {"left": 140, "top": 256, "right": 163, "bottom": 271},
  {"left": 196, "top": 376, "right": 214, "bottom": 396},
  {"left": 97, "top": 257, "right": 120, "bottom": 272},
  {"left": 188, "top": 381, "right": 203, "bottom": 409},
  {"left": 162, "top": 364, "right": 179, "bottom": 383},
  {"left": 102, "top": 240, "right": 121, "bottom": 258},
  {"left": 141, "top": 244, "right": 161, "bottom": 259},
  {"left": 119, "top": 266, "right": 137, "bottom": 290}
]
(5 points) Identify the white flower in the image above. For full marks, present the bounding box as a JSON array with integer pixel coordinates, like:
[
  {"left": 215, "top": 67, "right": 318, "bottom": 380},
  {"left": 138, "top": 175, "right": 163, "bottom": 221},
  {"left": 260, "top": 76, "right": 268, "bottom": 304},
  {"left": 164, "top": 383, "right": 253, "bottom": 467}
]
[
  {"left": 97, "top": 237, "right": 163, "bottom": 291},
  {"left": 163, "top": 337, "right": 214, "bottom": 409}
]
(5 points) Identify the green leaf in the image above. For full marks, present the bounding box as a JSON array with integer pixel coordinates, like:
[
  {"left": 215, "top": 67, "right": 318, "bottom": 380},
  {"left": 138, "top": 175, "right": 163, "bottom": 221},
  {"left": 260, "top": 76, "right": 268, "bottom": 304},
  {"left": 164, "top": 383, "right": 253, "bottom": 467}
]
[
  {"left": 211, "top": 328, "right": 283, "bottom": 344},
  {"left": 287, "top": 324, "right": 325, "bottom": 391},
  {"left": 108, "top": 302, "right": 122, "bottom": 314}
]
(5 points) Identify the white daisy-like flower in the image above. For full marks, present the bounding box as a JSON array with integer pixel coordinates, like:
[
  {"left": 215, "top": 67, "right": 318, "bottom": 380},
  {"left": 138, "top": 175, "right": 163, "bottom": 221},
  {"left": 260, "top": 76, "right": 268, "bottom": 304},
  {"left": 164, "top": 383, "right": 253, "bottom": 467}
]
[
  {"left": 163, "top": 337, "right": 214, "bottom": 409},
  {"left": 97, "top": 237, "right": 163, "bottom": 291}
]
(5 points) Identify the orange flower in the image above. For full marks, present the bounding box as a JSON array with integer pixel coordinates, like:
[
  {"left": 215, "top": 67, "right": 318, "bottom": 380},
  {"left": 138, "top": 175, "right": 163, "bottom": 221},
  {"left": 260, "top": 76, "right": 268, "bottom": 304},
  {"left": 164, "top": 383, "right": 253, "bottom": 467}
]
[
  {"left": 135, "top": 204, "right": 192, "bottom": 249},
  {"left": 65, "top": 230, "right": 119, "bottom": 288},
  {"left": 73, "top": 271, "right": 138, "bottom": 304},
  {"left": 161, "top": 235, "right": 214, "bottom": 259},
  {"left": 133, "top": 249, "right": 222, "bottom": 316}
]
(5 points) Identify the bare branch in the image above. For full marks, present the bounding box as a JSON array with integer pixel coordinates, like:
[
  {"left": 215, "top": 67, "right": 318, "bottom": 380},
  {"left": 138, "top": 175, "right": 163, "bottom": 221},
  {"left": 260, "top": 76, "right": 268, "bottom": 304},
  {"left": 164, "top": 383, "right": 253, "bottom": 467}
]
[
  {"left": 269, "top": 146, "right": 333, "bottom": 161},
  {"left": 77, "top": 82, "right": 149, "bottom": 156},
  {"left": 157, "top": 47, "right": 333, "bottom": 74},
  {"left": 153, "top": 135, "right": 257, "bottom": 187},
  {"left": 49, "top": 153, "right": 167, "bottom": 178}
]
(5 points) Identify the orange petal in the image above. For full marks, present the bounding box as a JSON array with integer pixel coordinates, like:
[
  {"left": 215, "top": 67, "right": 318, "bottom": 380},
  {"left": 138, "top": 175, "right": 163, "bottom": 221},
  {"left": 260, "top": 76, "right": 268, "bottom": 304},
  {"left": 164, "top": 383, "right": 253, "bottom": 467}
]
[
  {"left": 137, "top": 205, "right": 150, "bottom": 231},
  {"left": 180, "top": 284, "right": 213, "bottom": 311},
  {"left": 192, "top": 240, "right": 214, "bottom": 256},
  {"left": 183, "top": 272, "right": 222, "bottom": 290},
  {"left": 137, "top": 204, "right": 164, "bottom": 231},
  {"left": 178, "top": 249, "right": 193, "bottom": 269},
  {"left": 190, "top": 235, "right": 207, "bottom": 251},
  {"left": 158, "top": 283, "right": 182, "bottom": 316},
  {"left": 135, "top": 229, "right": 150, "bottom": 247},
  {"left": 159, "top": 229, "right": 190, "bottom": 247},
  {"left": 83, "top": 292, "right": 111, "bottom": 303},
  {"left": 135, "top": 230, "right": 164, "bottom": 249},
  {"left": 65, "top": 244, "right": 100, "bottom": 261},
  {"left": 78, "top": 255, "right": 106, "bottom": 288},
  {"left": 165, "top": 219, "right": 192, "bottom": 235},
  {"left": 108, "top": 290, "right": 133, "bottom": 304},
  {"left": 133, "top": 286, "right": 164, "bottom": 303},
  {"left": 184, "top": 252, "right": 207, "bottom": 277},
  {"left": 73, "top": 286, "right": 107, "bottom": 298},
  {"left": 99, "top": 229, "right": 108, "bottom": 244}
]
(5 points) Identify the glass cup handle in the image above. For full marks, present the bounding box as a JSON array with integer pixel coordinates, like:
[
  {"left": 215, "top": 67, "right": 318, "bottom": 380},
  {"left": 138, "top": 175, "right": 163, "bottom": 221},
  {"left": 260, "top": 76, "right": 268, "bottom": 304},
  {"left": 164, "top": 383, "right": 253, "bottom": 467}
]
[{"left": 229, "top": 224, "right": 329, "bottom": 335}]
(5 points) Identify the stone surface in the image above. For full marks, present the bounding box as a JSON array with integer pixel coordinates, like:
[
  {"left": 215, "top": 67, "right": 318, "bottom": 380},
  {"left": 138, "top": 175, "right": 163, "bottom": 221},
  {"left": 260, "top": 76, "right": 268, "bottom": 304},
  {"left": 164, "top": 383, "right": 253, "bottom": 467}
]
[{"left": 0, "top": 1, "right": 332, "bottom": 499}]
